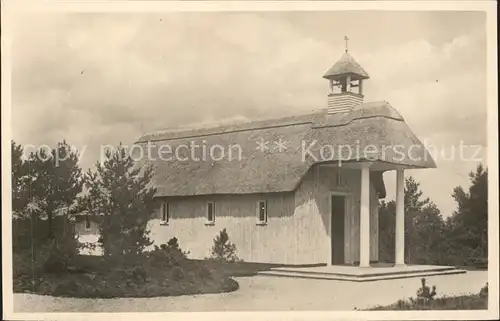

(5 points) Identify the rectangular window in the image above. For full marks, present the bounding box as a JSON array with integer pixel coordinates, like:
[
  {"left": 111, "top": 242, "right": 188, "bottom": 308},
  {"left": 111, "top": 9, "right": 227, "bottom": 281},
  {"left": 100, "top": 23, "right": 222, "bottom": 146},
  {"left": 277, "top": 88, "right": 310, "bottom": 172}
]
[
  {"left": 161, "top": 202, "right": 170, "bottom": 224},
  {"left": 207, "top": 202, "right": 215, "bottom": 223},
  {"left": 257, "top": 200, "right": 267, "bottom": 224}
]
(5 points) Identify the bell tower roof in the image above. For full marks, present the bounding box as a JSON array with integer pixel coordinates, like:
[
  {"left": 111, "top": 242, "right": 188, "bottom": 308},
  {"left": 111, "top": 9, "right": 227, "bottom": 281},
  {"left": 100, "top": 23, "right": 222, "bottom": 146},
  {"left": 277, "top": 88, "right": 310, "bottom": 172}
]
[
  {"left": 323, "top": 38, "right": 369, "bottom": 114},
  {"left": 323, "top": 51, "right": 370, "bottom": 81}
]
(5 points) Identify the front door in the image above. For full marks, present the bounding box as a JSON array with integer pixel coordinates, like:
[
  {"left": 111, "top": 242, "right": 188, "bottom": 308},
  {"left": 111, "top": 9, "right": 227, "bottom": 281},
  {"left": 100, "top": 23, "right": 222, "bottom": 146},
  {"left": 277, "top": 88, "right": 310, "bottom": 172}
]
[{"left": 331, "top": 195, "right": 345, "bottom": 265}]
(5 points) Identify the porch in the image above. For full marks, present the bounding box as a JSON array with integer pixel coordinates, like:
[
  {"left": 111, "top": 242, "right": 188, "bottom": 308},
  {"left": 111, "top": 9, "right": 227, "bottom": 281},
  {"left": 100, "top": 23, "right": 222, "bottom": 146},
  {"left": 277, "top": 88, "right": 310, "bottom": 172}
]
[
  {"left": 325, "top": 161, "right": 426, "bottom": 267},
  {"left": 297, "top": 160, "right": 467, "bottom": 281}
]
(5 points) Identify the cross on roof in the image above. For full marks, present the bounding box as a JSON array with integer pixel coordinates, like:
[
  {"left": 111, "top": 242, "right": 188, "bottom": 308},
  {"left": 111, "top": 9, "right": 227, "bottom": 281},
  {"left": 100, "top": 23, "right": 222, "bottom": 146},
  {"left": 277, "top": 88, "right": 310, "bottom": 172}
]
[{"left": 344, "top": 36, "right": 349, "bottom": 53}]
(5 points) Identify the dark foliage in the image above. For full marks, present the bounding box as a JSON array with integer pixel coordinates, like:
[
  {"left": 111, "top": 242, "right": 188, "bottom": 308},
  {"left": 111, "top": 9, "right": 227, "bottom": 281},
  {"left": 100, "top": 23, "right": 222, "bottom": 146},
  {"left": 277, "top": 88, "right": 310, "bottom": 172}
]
[
  {"left": 416, "top": 278, "right": 437, "bottom": 301},
  {"left": 479, "top": 283, "right": 488, "bottom": 298},
  {"left": 369, "top": 281, "right": 487, "bottom": 310},
  {"left": 11, "top": 141, "right": 30, "bottom": 216},
  {"left": 11, "top": 140, "right": 83, "bottom": 285},
  {"left": 24, "top": 141, "right": 83, "bottom": 238},
  {"left": 81, "top": 144, "right": 156, "bottom": 257},
  {"left": 370, "top": 295, "right": 487, "bottom": 310},
  {"left": 148, "top": 237, "right": 190, "bottom": 267},
  {"left": 379, "top": 164, "right": 488, "bottom": 268},
  {"left": 209, "top": 228, "right": 240, "bottom": 262},
  {"left": 14, "top": 251, "right": 239, "bottom": 298}
]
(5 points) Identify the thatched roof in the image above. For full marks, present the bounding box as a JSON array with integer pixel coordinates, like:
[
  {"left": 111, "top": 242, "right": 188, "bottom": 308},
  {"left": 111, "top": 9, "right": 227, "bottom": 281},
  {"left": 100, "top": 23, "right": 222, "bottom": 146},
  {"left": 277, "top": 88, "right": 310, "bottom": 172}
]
[
  {"left": 323, "top": 52, "right": 370, "bottom": 80},
  {"left": 135, "top": 101, "right": 435, "bottom": 198}
]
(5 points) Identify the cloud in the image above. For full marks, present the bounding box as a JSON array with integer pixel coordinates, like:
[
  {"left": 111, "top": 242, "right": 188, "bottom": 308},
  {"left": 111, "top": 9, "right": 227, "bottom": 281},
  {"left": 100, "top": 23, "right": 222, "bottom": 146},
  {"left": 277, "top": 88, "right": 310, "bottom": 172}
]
[{"left": 10, "top": 11, "right": 487, "bottom": 216}]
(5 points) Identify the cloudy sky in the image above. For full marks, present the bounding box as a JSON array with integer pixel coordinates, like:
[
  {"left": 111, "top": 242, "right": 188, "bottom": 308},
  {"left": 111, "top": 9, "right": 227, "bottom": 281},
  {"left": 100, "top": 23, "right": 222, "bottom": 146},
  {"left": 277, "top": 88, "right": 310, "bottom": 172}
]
[{"left": 10, "top": 10, "right": 487, "bottom": 216}]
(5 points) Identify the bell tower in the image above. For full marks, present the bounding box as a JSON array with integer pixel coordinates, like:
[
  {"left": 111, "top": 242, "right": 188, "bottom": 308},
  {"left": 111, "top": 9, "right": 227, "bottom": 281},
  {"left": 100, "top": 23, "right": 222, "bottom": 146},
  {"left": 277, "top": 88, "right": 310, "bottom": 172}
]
[{"left": 323, "top": 37, "right": 370, "bottom": 114}]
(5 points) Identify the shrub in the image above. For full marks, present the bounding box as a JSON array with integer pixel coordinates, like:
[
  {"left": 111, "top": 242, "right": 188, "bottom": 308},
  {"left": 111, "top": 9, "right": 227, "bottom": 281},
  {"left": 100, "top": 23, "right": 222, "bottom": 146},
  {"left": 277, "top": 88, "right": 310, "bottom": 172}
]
[
  {"left": 42, "top": 232, "right": 80, "bottom": 273},
  {"left": 479, "top": 283, "right": 488, "bottom": 297},
  {"left": 416, "top": 278, "right": 437, "bottom": 301},
  {"left": 171, "top": 266, "right": 186, "bottom": 281},
  {"left": 197, "top": 266, "right": 212, "bottom": 279},
  {"left": 209, "top": 228, "right": 239, "bottom": 262},
  {"left": 12, "top": 217, "right": 80, "bottom": 276},
  {"left": 191, "top": 261, "right": 213, "bottom": 279},
  {"left": 13, "top": 250, "right": 36, "bottom": 277},
  {"left": 371, "top": 295, "right": 487, "bottom": 310},
  {"left": 14, "top": 251, "right": 240, "bottom": 298},
  {"left": 150, "top": 237, "right": 189, "bottom": 267},
  {"left": 165, "top": 237, "right": 190, "bottom": 256},
  {"left": 465, "top": 256, "right": 488, "bottom": 269},
  {"left": 370, "top": 278, "right": 488, "bottom": 311},
  {"left": 131, "top": 266, "right": 148, "bottom": 283}
]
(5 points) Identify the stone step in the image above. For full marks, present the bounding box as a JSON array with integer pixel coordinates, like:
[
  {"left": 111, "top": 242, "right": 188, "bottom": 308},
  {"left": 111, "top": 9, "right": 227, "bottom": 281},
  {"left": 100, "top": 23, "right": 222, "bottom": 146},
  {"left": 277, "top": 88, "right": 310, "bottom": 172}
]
[
  {"left": 269, "top": 266, "right": 457, "bottom": 278},
  {"left": 257, "top": 268, "right": 467, "bottom": 282}
]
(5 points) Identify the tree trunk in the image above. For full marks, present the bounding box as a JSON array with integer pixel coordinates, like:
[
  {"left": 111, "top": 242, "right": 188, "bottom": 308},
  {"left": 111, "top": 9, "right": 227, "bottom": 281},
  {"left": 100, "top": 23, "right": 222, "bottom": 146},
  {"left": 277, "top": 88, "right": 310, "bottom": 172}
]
[{"left": 30, "top": 210, "right": 36, "bottom": 292}]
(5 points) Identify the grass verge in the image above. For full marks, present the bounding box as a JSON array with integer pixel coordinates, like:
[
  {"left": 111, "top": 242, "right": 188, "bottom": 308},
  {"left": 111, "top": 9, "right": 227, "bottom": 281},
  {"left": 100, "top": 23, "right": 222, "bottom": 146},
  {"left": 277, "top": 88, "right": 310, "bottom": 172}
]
[{"left": 369, "top": 283, "right": 488, "bottom": 310}]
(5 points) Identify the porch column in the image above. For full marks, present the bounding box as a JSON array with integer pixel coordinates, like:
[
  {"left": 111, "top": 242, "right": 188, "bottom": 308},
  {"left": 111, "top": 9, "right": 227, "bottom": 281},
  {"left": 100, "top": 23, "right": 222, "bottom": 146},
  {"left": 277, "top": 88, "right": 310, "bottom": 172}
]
[
  {"left": 359, "top": 163, "right": 370, "bottom": 267},
  {"left": 395, "top": 168, "right": 405, "bottom": 266}
]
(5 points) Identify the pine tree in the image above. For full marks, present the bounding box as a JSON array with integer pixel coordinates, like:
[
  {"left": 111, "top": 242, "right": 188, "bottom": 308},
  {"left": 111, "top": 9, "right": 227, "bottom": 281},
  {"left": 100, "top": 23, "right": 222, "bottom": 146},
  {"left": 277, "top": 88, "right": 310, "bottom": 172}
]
[
  {"left": 209, "top": 228, "right": 239, "bottom": 262},
  {"left": 402, "top": 177, "right": 445, "bottom": 264},
  {"left": 27, "top": 140, "right": 83, "bottom": 238},
  {"left": 416, "top": 278, "right": 437, "bottom": 301},
  {"left": 448, "top": 164, "right": 488, "bottom": 264},
  {"left": 12, "top": 140, "right": 83, "bottom": 272},
  {"left": 83, "top": 144, "right": 156, "bottom": 258},
  {"left": 11, "top": 141, "right": 29, "bottom": 217},
  {"left": 411, "top": 202, "right": 445, "bottom": 264},
  {"left": 378, "top": 200, "right": 396, "bottom": 262},
  {"left": 378, "top": 176, "right": 445, "bottom": 264}
]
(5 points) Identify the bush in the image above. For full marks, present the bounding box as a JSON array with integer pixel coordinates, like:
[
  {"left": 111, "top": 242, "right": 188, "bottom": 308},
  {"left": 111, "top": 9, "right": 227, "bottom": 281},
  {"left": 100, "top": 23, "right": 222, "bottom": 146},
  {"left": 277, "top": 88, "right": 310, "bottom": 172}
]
[
  {"left": 416, "top": 278, "right": 437, "bottom": 301},
  {"left": 42, "top": 233, "right": 79, "bottom": 273},
  {"left": 150, "top": 237, "right": 189, "bottom": 267},
  {"left": 171, "top": 266, "right": 186, "bottom": 281},
  {"left": 14, "top": 234, "right": 241, "bottom": 298},
  {"left": 13, "top": 216, "right": 80, "bottom": 279},
  {"left": 464, "top": 256, "right": 488, "bottom": 269},
  {"left": 14, "top": 255, "right": 240, "bottom": 298},
  {"left": 209, "top": 228, "right": 239, "bottom": 262},
  {"left": 370, "top": 293, "right": 487, "bottom": 310},
  {"left": 479, "top": 283, "right": 488, "bottom": 297},
  {"left": 13, "top": 250, "right": 36, "bottom": 278},
  {"left": 197, "top": 265, "right": 212, "bottom": 279},
  {"left": 369, "top": 278, "right": 488, "bottom": 310},
  {"left": 130, "top": 266, "right": 148, "bottom": 283}
]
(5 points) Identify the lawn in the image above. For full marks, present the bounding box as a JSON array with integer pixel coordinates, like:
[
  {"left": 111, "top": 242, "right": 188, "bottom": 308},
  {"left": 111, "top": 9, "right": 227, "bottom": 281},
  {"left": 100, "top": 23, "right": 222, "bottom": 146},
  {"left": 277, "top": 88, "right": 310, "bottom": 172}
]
[
  {"left": 14, "top": 253, "right": 239, "bottom": 298},
  {"left": 191, "top": 259, "right": 325, "bottom": 277},
  {"left": 13, "top": 250, "right": 328, "bottom": 299}
]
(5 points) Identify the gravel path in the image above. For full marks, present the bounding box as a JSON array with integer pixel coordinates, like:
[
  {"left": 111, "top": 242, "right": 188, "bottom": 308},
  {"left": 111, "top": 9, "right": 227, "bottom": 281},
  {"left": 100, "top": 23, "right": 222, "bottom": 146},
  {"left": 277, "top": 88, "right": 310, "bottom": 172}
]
[{"left": 13, "top": 271, "right": 487, "bottom": 312}]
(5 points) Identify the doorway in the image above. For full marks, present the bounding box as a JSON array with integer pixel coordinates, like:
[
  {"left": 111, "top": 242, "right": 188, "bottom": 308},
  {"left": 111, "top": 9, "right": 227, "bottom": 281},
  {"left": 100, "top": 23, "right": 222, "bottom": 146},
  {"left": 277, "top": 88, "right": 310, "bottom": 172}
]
[{"left": 331, "top": 195, "right": 346, "bottom": 265}]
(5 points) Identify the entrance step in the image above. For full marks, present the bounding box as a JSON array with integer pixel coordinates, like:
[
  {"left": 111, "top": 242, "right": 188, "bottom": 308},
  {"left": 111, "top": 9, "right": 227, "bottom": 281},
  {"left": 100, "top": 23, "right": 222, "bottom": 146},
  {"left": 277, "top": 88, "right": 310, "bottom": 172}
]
[
  {"left": 266, "top": 265, "right": 457, "bottom": 278},
  {"left": 257, "top": 268, "right": 467, "bottom": 282}
]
